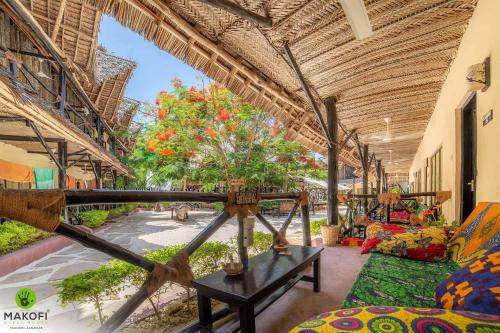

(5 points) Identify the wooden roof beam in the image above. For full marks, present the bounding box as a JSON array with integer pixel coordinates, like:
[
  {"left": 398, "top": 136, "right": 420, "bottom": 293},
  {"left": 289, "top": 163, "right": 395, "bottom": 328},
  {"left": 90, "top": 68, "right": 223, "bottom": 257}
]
[
  {"left": 50, "top": 0, "right": 67, "bottom": 41},
  {"left": 196, "top": 0, "right": 272, "bottom": 28},
  {"left": 283, "top": 43, "right": 333, "bottom": 148}
]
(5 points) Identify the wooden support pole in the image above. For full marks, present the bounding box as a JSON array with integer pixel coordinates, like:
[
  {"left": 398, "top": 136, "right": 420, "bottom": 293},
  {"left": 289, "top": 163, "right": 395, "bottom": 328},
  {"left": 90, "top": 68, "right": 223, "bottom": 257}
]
[
  {"left": 197, "top": 0, "right": 272, "bottom": 28},
  {"left": 362, "top": 144, "right": 369, "bottom": 212},
  {"left": 376, "top": 160, "right": 382, "bottom": 194},
  {"left": 283, "top": 44, "right": 334, "bottom": 148},
  {"left": 301, "top": 202, "right": 311, "bottom": 246},
  {"left": 112, "top": 170, "right": 118, "bottom": 190},
  {"left": 94, "top": 161, "right": 102, "bottom": 189},
  {"left": 58, "top": 71, "right": 66, "bottom": 116},
  {"left": 326, "top": 96, "right": 339, "bottom": 225},
  {"left": 184, "top": 211, "right": 232, "bottom": 255},
  {"left": 238, "top": 216, "right": 249, "bottom": 269},
  {"left": 57, "top": 141, "right": 68, "bottom": 189},
  {"left": 28, "top": 122, "right": 64, "bottom": 172}
]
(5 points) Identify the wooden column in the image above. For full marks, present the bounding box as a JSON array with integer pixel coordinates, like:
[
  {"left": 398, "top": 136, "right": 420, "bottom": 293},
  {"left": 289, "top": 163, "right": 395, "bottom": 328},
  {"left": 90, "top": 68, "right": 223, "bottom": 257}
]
[
  {"left": 301, "top": 201, "right": 311, "bottom": 246},
  {"left": 237, "top": 216, "right": 249, "bottom": 268},
  {"left": 112, "top": 170, "right": 118, "bottom": 190},
  {"left": 94, "top": 161, "right": 102, "bottom": 189},
  {"left": 58, "top": 71, "right": 66, "bottom": 115},
  {"left": 326, "top": 97, "right": 339, "bottom": 225},
  {"left": 362, "top": 144, "right": 369, "bottom": 212},
  {"left": 57, "top": 141, "right": 67, "bottom": 189},
  {"left": 376, "top": 160, "right": 382, "bottom": 194}
]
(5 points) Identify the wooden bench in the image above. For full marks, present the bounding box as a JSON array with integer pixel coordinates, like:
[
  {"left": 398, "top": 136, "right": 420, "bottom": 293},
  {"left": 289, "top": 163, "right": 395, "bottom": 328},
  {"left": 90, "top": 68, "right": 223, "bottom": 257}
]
[{"left": 192, "top": 245, "right": 323, "bottom": 333}]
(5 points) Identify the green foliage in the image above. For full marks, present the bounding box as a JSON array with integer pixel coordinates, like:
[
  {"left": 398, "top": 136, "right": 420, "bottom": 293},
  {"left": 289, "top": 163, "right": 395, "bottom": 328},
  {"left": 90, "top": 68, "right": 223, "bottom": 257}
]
[
  {"left": 212, "top": 202, "right": 224, "bottom": 213},
  {"left": 249, "top": 231, "right": 273, "bottom": 255},
  {"left": 129, "top": 79, "right": 325, "bottom": 189},
  {"left": 191, "top": 241, "right": 230, "bottom": 278},
  {"left": 56, "top": 260, "right": 130, "bottom": 324},
  {"left": 258, "top": 200, "right": 280, "bottom": 210},
  {"left": 76, "top": 210, "right": 109, "bottom": 228},
  {"left": 310, "top": 218, "right": 327, "bottom": 236},
  {"left": 0, "top": 220, "right": 50, "bottom": 254}
]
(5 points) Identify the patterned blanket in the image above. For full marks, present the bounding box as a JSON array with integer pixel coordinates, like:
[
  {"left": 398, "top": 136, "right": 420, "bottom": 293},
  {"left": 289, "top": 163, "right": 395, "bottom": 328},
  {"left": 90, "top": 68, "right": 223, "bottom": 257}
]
[
  {"left": 290, "top": 306, "right": 500, "bottom": 333},
  {"left": 342, "top": 253, "right": 459, "bottom": 309}
]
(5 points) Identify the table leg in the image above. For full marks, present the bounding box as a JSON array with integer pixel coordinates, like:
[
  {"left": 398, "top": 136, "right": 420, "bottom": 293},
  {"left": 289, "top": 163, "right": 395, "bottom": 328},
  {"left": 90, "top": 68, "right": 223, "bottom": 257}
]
[
  {"left": 197, "top": 293, "right": 212, "bottom": 332},
  {"left": 239, "top": 303, "right": 255, "bottom": 333},
  {"left": 313, "top": 257, "right": 320, "bottom": 292}
]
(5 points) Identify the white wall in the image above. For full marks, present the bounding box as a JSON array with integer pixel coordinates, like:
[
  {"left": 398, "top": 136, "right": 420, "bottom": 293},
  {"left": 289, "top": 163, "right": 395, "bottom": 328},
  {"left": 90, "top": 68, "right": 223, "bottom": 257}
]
[{"left": 409, "top": 0, "right": 500, "bottom": 222}]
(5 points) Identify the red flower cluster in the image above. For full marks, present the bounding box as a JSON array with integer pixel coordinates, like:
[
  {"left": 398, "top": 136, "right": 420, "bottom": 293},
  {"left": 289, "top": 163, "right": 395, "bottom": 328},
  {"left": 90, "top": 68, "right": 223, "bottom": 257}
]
[
  {"left": 216, "top": 109, "right": 232, "bottom": 121},
  {"left": 160, "top": 148, "right": 175, "bottom": 157},
  {"left": 157, "top": 128, "right": 176, "bottom": 141}
]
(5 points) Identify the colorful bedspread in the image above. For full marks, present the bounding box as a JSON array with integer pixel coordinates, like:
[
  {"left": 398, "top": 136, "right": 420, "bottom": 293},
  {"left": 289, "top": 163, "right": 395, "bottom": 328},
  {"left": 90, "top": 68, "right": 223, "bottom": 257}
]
[
  {"left": 342, "top": 253, "right": 459, "bottom": 309},
  {"left": 290, "top": 306, "right": 500, "bottom": 333},
  {"left": 449, "top": 202, "right": 500, "bottom": 266}
]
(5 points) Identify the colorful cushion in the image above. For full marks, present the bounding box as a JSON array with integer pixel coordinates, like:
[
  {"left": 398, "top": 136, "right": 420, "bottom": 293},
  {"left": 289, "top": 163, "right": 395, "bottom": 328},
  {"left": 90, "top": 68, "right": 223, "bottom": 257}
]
[
  {"left": 448, "top": 202, "right": 500, "bottom": 266},
  {"left": 435, "top": 244, "right": 500, "bottom": 315},
  {"left": 361, "top": 223, "right": 409, "bottom": 254},
  {"left": 361, "top": 223, "right": 448, "bottom": 262},
  {"left": 289, "top": 306, "right": 500, "bottom": 333}
]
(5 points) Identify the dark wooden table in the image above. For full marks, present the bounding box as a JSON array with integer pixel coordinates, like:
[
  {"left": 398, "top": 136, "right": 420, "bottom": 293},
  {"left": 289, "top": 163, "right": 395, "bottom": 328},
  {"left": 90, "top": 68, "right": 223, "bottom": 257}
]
[{"left": 192, "top": 245, "right": 323, "bottom": 333}]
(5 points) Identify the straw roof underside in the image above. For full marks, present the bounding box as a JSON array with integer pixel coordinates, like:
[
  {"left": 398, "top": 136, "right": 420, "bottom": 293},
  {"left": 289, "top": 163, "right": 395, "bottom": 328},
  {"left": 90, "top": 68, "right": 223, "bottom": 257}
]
[
  {"left": 20, "top": 0, "right": 100, "bottom": 75},
  {"left": 84, "top": 50, "right": 136, "bottom": 126},
  {"left": 84, "top": 0, "right": 476, "bottom": 172}
]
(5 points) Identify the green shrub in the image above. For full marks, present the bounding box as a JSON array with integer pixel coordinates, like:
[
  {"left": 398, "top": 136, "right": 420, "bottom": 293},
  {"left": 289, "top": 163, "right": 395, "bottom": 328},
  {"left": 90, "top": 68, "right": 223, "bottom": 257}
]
[
  {"left": 77, "top": 210, "right": 109, "bottom": 228},
  {"left": 0, "top": 220, "right": 50, "bottom": 254},
  {"left": 250, "top": 231, "right": 273, "bottom": 255},
  {"left": 191, "top": 241, "right": 230, "bottom": 278},
  {"left": 56, "top": 260, "right": 130, "bottom": 324},
  {"left": 212, "top": 202, "right": 224, "bottom": 213},
  {"left": 310, "top": 218, "right": 327, "bottom": 236},
  {"left": 258, "top": 200, "right": 279, "bottom": 210}
]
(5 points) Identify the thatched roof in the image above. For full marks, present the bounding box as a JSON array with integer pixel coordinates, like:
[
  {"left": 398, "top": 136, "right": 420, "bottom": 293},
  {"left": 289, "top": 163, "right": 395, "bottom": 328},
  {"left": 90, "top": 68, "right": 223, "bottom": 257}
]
[
  {"left": 84, "top": 0, "right": 476, "bottom": 172},
  {"left": 85, "top": 49, "right": 136, "bottom": 125},
  {"left": 0, "top": 66, "right": 130, "bottom": 175},
  {"left": 116, "top": 97, "right": 140, "bottom": 129},
  {"left": 20, "top": 0, "right": 100, "bottom": 76}
]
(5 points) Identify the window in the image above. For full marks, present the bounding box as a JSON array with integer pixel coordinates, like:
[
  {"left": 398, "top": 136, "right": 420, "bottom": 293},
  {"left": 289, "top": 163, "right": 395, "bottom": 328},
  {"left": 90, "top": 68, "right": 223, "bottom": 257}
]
[
  {"left": 429, "top": 148, "right": 442, "bottom": 203},
  {"left": 430, "top": 148, "right": 442, "bottom": 192}
]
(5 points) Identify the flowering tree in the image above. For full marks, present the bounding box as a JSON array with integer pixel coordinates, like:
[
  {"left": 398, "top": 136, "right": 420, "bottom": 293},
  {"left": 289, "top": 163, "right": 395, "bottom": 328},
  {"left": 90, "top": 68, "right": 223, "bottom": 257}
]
[{"left": 130, "top": 79, "right": 324, "bottom": 190}]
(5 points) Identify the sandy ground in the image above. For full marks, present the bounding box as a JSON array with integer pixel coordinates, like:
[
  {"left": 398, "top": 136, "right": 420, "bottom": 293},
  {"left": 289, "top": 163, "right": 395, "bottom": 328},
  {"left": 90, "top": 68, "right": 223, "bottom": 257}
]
[{"left": 0, "top": 209, "right": 328, "bottom": 333}]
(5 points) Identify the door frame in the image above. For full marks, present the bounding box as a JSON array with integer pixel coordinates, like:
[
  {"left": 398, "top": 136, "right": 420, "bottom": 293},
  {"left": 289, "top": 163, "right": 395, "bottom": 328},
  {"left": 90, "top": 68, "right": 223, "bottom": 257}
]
[{"left": 455, "top": 91, "right": 477, "bottom": 223}]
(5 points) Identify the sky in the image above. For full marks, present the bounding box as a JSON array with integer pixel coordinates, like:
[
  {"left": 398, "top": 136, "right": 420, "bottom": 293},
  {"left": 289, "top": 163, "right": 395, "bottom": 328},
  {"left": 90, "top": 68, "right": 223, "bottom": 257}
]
[{"left": 98, "top": 15, "right": 207, "bottom": 104}]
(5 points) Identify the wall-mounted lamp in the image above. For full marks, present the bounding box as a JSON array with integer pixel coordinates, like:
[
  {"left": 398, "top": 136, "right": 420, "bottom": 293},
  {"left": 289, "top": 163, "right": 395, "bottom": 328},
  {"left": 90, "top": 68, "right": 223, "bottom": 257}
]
[{"left": 466, "top": 57, "right": 490, "bottom": 92}]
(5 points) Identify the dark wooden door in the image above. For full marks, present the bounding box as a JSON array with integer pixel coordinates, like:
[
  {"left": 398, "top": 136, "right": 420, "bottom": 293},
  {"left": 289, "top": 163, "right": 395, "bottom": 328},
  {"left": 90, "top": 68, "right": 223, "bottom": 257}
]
[{"left": 461, "top": 94, "right": 477, "bottom": 223}]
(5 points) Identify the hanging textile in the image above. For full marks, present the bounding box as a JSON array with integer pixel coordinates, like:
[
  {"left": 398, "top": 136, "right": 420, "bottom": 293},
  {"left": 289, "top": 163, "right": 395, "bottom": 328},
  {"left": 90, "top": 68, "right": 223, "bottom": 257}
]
[
  {"left": 0, "top": 160, "right": 34, "bottom": 183},
  {"left": 66, "top": 175, "right": 77, "bottom": 189},
  {"left": 34, "top": 168, "right": 54, "bottom": 189}
]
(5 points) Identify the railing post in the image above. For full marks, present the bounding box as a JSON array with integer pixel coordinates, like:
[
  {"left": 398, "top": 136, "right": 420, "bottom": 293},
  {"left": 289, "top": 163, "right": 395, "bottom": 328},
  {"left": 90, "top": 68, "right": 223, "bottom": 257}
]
[
  {"left": 237, "top": 216, "right": 249, "bottom": 269},
  {"left": 301, "top": 197, "right": 311, "bottom": 246}
]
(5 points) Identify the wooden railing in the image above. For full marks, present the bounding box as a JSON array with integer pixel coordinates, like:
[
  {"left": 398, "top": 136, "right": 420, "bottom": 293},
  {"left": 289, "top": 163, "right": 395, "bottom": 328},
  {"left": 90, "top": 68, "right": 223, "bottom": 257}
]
[{"left": 0, "top": 189, "right": 311, "bottom": 332}]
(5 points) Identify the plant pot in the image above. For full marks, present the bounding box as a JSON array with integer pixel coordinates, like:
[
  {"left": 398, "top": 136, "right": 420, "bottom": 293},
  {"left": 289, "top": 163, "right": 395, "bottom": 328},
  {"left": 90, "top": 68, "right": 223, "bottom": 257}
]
[{"left": 321, "top": 225, "right": 340, "bottom": 247}]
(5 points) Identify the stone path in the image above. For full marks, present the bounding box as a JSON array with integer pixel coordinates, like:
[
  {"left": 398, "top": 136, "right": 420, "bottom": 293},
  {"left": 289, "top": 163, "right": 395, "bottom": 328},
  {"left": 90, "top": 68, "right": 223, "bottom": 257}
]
[{"left": 0, "top": 209, "right": 327, "bottom": 333}]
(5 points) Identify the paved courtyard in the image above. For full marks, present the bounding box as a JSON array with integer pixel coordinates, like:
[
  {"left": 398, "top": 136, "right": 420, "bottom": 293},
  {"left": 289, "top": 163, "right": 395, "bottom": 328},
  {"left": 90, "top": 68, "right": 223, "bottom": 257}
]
[{"left": 0, "top": 209, "right": 327, "bottom": 333}]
